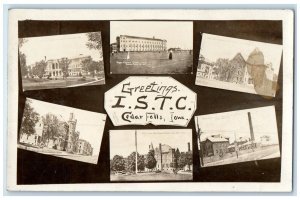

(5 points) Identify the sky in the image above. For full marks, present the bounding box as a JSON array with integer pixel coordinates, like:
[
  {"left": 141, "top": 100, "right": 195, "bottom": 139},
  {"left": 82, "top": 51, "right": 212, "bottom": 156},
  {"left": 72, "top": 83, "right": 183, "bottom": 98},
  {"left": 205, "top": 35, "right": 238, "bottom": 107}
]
[
  {"left": 26, "top": 98, "right": 106, "bottom": 156},
  {"left": 110, "top": 129, "right": 192, "bottom": 159},
  {"left": 200, "top": 33, "right": 283, "bottom": 74},
  {"left": 110, "top": 21, "right": 193, "bottom": 50},
  {"left": 195, "top": 106, "right": 279, "bottom": 144},
  {"left": 20, "top": 32, "right": 103, "bottom": 66}
]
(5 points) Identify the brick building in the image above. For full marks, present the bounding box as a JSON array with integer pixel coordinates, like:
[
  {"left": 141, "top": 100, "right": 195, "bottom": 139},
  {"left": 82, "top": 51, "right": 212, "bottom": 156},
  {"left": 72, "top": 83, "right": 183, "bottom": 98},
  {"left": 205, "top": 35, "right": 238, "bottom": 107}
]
[
  {"left": 200, "top": 135, "right": 230, "bottom": 157},
  {"left": 19, "top": 112, "right": 93, "bottom": 156},
  {"left": 116, "top": 35, "right": 167, "bottom": 52},
  {"left": 76, "top": 139, "right": 93, "bottom": 156}
]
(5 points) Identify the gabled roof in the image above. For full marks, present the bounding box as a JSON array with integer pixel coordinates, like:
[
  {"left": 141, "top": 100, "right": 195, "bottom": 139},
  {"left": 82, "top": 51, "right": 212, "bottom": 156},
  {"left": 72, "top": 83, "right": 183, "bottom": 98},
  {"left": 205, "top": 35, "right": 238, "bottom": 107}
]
[{"left": 206, "top": 136, "right": 229, "bottom": 143}]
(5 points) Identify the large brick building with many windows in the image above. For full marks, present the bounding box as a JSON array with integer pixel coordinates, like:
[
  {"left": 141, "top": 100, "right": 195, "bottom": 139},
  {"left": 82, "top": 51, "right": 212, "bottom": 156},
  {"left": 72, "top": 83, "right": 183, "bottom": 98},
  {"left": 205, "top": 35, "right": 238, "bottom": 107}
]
[
  {"left": 116, "top": 35, "right": 167, "bottom": 52},
  {"left": 45, "top": 55, "right": 92, "bottom": 78}
]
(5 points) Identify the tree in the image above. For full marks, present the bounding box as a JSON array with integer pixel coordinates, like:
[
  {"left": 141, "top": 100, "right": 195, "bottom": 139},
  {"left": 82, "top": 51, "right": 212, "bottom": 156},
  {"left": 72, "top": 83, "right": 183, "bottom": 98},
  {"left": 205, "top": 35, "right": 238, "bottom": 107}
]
[
  {"left": 178, "top": 152, "right": 187, "bottom": 169},
  {"left": 215, "top": 58, "right": 230, "bottom": 81},
  {"left": 126, "top": 152, "right": 145, "bottom": 172},
  {"left": 81, "top": 57, "right": 103, "bottom": 77},
  {"left": 32, "top": 60, "right": 47, "bottom": 78},
  {"left": 58, "top": 57, "right": 71, "bottom": 79},
  {"left": 185, "top": 151, "right": 193, "bottom": 171},
  {"left": 19, "top": 52, "right": 28, "bottom": 77},
  {"left": 42, "top": 113, "right": 59, "bottom": 146},
  {"left": 18, "top": 38, "right": 27, "bottom": 49},
  {"left": 111, "top": 155, "right": 125, "bottom": 172},
  {"left": 19, "top": 38, "right": 28, "bottom": 77},
  {"left": 145, "top": 149, "right": 156, "bottom": 171},
  {"left": 86, "top": 32, "right": 103, "bottom": 60},
  {"left": 19, "top": 99, "right": 40, "bottom": 141},
  {"left": 174, "top": 148, "right": 181, "bottom": 169}
]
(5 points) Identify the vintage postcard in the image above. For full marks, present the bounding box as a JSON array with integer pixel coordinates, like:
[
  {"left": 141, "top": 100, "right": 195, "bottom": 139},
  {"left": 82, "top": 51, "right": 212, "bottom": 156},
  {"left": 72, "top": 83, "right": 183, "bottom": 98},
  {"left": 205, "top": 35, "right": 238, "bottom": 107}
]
[
  {"left": 7, "top": 9, "right": 293, "bottom": 192},
  {"left": 19, "top": 31, "right": 105, "bottom": 91},
  {"left": 195, "top": 106, "right": 280, "bottom": 167},
  {"left": 18, "top": 98, "right": 106, "bottom": 164},
  {"left": 110, "top": 21, "right": 193, "bottom": 74},
  {"left": 110, "top": 129, "right": 193, "bottom": 181},
  {"left": 196, "top": 33, "right": 282, "bottom": 97}
]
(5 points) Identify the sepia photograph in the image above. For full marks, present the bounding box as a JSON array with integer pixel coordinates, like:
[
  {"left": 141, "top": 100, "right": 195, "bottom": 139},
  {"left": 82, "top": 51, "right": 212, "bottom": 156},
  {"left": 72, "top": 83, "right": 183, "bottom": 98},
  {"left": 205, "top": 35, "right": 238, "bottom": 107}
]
[
  {"left": 110, "top": 129, "right": 193, "bottom": 181},
  {"left": 195, "top": 106, "right": 280, "bottom": 167},
  {"left": 110, "top": 21, "right": 193, "bottom": 74},
  {"left": 196, "top": 33, "right": 283, "bottom": 97},
  {"left": 19, "top": 31, "right": 105, "bottom": 91},
  {"left": 18, "top": 98, "right": 107, "bottom": 164}
]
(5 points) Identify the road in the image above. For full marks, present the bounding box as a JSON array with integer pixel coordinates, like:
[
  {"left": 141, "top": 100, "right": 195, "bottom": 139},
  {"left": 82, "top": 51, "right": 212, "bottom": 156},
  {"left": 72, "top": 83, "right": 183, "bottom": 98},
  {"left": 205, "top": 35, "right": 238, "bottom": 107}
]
[
  {"left": 203, "top": 145, "right": 280, "bottom": 167},
  {"left": 111, "top": 172, "right": 192, "bottom": 181}
]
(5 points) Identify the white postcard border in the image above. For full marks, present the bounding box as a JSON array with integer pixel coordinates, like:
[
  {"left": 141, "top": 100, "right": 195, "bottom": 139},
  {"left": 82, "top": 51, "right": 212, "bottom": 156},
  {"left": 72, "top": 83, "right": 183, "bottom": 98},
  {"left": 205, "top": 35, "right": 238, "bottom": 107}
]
[{"left": 7, "top": 9, "right": 294, "bottom": 192}]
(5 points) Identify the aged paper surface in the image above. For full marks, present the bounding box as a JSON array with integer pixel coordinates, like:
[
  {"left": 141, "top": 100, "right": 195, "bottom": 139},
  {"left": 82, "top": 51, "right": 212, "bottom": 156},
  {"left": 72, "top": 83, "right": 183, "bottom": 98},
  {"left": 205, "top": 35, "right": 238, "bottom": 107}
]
[{"left": 7, "top": 9, "right": 293, "bottom": 192}]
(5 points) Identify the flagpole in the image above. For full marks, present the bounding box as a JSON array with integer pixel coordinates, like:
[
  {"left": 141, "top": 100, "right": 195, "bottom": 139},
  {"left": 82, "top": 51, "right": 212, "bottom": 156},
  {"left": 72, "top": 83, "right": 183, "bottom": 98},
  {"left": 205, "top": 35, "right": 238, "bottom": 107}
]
[{"left": 135, "top": 130, "right": 138, "bottom": 174}]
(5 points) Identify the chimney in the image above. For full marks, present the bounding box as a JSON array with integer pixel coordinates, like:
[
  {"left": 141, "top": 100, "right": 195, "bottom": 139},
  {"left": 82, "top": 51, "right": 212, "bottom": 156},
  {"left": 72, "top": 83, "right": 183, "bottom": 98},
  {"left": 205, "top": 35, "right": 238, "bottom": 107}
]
[
  {"left": 188, "top": 142, "right": 191, "bottom": 152},
  {"left": 69, "top": 113, "right": 74, "bottom": 121},
  {"left": 247, "top": 112, "right": 255, "bottom": 141}
]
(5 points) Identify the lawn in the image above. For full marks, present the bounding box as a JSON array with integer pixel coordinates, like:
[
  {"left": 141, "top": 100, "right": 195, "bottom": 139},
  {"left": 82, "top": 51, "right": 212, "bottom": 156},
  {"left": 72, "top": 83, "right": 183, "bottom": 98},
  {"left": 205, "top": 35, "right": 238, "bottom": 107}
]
[
  {"left": 110, "top": 172, "right": 193, "bottom": 181},
  {"left": 22, "top": 76, "right": 105, "bottom": 91},
  {"left": 110, "top": 51, "right": 193, "bottom": 74}
]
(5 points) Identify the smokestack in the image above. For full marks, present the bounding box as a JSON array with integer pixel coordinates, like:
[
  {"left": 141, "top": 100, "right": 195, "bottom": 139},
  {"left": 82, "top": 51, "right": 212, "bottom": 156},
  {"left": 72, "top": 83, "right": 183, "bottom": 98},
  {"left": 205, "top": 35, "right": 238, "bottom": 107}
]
[
  {"left": 247, "top": 112, "right": 255, "bottom": 141},
  {"left": 188, "top": 142, "right": 191, "bottom": 152}
]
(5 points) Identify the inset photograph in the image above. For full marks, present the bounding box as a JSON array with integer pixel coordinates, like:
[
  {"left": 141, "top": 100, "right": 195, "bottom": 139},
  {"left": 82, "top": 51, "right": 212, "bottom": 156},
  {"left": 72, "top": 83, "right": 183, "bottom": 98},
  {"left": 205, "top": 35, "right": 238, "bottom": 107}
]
[
  {"left": 18, "top": 98, "right": 106, "bottom": 164},
  {"left": 196, "top": 33, "right": 282, "bottom": 97},
  {"left": 195, "top": 106, "right": 280, "bottom": 167},
  {"left": 110, "top": 21, "right": 193, "bottom": 74},
  {"left": 110, "top": 129, "right": 193, "bottom": 182},
  {"left": 19, "top": 31, "right": 105, "bottom": 91}
]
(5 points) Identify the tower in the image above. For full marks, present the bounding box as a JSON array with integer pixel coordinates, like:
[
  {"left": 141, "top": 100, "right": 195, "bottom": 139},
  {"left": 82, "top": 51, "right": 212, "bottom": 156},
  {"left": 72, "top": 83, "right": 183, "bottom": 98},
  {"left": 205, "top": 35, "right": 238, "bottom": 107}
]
[
  {"left": 66, "top": 112, "right": 77, "bottom": 153},
  {"left": 149, "top": 142, "right": 154, "bottom": 151}
]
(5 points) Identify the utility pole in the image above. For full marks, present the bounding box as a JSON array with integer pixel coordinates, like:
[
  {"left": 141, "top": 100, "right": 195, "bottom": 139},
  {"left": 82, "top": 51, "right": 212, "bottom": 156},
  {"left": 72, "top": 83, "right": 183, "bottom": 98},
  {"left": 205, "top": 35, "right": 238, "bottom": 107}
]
[
  {"left": 135, "top": 130, "right": 138, "bottom": 174},
  {"left": 196, "top": 118, "right": 204, "bottom": 167},
  {"left": 234, "top": 132, "right": 239, "bottom": 158}
]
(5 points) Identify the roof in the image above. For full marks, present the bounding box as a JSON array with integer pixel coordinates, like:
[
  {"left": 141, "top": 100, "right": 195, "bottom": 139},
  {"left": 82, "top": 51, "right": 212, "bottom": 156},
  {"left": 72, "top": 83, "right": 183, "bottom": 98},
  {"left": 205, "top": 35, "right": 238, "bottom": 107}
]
[
  {"left": 47, "top": 55, "right": 90, "bottom": 62},
  {"left": 119, "top": 35, "right": 166, "bottom": 42},
  {"left": 231, "top": 53, "right": 246, "bottom": 63},
  {"left": 155, "top": 144, "right": 173, "bottom": 153},
  {"left": 206, "top": 137, "right": 229, "bottom": 143}
]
